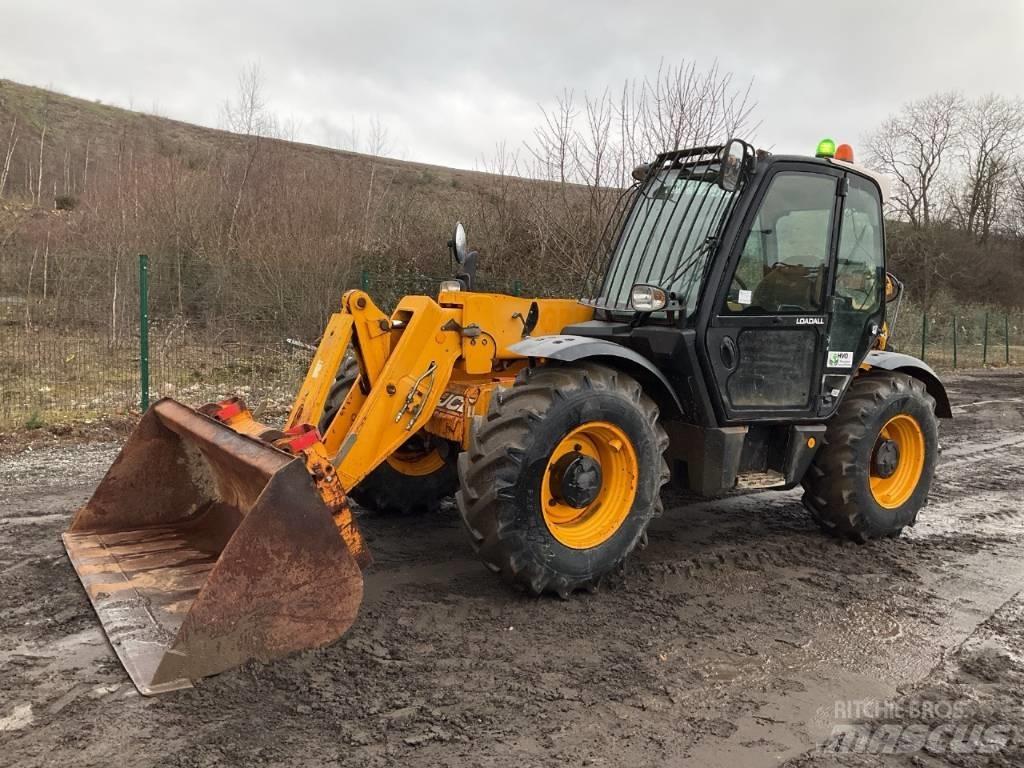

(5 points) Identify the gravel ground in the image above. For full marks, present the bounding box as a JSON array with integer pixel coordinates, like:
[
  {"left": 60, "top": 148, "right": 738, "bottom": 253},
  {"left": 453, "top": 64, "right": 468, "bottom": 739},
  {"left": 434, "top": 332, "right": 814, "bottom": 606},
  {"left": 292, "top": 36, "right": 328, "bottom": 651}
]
[{"left": 1, "top": 368, "right": 1023, "bottom": 767}]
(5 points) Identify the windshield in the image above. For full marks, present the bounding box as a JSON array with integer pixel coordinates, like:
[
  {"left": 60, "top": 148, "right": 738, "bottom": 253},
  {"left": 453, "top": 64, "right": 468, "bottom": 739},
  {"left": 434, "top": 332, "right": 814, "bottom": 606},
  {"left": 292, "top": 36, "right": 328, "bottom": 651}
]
[{"left": 592, "top": 164, "right": 739, "bottom": 314}]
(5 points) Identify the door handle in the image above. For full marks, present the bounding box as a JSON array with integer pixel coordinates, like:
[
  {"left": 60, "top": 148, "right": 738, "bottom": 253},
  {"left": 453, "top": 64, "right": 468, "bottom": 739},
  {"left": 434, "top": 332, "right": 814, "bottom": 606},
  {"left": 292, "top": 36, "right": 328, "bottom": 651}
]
[{"left": 720, "top": 336, "right": 738, "bottom": 371}]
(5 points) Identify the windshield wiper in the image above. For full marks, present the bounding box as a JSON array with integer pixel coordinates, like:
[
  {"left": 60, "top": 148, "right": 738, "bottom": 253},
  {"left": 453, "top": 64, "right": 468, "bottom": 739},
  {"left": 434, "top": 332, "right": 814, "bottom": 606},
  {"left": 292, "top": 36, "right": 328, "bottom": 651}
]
[{"left": 658, "top": 235, "right": 718, "bottom": 293}]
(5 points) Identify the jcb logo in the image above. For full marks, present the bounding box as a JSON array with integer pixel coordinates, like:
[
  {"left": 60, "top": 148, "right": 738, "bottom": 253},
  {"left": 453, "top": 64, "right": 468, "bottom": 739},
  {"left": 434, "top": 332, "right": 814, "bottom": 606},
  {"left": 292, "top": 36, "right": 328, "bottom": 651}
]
[
  {"left": 796, "top": 317, "right": 825, "bottom": 325},
  {"left": 437, "top": 391, "right": 466, "bottom": 414}
]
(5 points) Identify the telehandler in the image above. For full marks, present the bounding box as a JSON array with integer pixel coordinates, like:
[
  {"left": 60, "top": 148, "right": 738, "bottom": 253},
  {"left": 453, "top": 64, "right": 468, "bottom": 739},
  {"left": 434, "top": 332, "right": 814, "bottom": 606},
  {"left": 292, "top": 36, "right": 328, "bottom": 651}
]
[{"left": 64, "top": 138, "right": 950, "bottom": 694}]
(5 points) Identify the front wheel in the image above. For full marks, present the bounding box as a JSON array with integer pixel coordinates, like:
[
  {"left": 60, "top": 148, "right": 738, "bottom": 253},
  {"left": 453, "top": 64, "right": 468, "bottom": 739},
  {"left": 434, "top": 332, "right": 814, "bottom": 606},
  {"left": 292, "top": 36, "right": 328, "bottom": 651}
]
[
  {"left": 349, "top": 434, "right": 458, "bottom": 515},
  {"left": 802, "top": 371, "right": 939, "bottom": 541},
  {"left": 456, "top": 363, "right": 669, "bottom": 596}
]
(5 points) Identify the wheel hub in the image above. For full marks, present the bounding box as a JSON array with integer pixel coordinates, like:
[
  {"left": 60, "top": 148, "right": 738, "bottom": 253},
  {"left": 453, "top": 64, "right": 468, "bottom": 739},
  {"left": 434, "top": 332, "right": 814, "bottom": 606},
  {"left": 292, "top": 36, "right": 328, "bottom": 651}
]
[
  {"left": 550, "top": 452, "right": 603, "bottom": 509},
  {"left": 542, "top": 421, "right": 639, "bottom": 550},
  {"left": 872, "top": 439, "right": 901, "bottom": 478},
  {"left": 869, "top": 413, "right": 926, "bottom": 510}
]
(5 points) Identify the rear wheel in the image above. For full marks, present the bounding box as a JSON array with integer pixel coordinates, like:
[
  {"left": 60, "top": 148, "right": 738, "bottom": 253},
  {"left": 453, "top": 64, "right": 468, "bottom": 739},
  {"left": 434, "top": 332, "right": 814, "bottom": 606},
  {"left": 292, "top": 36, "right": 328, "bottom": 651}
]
[
  {"left": 802, "top": 371, "right": 939, "bottom": 541},
  {"left": 456, "top": 363, "right": 669, "bottom": 596},
  {"left": 319, "top": 355, "right": 457, "bottom": 514}
]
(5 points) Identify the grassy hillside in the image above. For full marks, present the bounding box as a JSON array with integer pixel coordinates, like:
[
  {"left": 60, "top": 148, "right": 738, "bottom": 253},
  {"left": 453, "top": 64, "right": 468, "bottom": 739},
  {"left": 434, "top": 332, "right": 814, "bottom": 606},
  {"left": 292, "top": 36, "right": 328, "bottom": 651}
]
[
  {"left": 0, "top": 79, "right": 596, "bottom": 341},
  {"left": 0, "top": 78, "right": 497, "bottom": 201}
]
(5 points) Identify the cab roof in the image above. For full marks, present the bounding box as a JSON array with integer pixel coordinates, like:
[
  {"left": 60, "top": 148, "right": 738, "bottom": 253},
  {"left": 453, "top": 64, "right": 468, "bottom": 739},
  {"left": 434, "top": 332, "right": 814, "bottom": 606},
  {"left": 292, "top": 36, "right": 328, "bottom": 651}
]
[{"left": 762, "top": 153, "right": 890, "bottom": 202}]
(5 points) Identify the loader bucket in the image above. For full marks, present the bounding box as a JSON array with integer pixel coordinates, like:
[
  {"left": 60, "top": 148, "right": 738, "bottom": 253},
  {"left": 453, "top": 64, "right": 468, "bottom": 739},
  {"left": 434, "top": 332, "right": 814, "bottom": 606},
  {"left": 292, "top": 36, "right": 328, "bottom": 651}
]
[{"left": 62, "top": 398, "right": 363, "bottom": 695}]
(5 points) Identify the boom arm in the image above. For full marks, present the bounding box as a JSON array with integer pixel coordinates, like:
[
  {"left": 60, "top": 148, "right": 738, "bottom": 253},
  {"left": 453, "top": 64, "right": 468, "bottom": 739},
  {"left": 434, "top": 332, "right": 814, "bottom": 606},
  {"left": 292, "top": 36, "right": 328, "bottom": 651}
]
[{"left": 287, "top": 289, "right": 594, "bottom": 492}]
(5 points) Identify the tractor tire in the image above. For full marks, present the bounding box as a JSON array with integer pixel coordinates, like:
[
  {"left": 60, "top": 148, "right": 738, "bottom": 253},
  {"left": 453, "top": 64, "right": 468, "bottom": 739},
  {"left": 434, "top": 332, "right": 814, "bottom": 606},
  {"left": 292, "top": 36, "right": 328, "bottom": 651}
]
[
  {"left": 318, "top": 354, "right": 361, "bottom": 433},
  {"left": 802, "top": 371, "right": 939, "bottom": 542},
  {"left": 456, "top": 362, "right": 670, "bottom": 597},
  {"left": 319, "top": 355, "right": 457, "bottom": 515}
]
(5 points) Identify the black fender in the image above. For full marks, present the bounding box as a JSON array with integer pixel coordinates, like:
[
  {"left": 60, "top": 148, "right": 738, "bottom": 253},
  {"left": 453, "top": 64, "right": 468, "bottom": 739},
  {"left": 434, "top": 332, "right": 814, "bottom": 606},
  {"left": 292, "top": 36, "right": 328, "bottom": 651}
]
[
  {"left": 509, "top": 335, "right": 684, "bottom": 418},
  {"left": 863, "top": 350, "right": 952, "bottom": 418}
]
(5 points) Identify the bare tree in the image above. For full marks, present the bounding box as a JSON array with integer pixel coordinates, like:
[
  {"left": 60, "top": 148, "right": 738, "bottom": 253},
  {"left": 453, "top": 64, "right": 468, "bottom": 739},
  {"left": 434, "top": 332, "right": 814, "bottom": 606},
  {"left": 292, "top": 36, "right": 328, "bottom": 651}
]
[
  {"left": 222, "top": 63, "right": 270, "bottom": 136},
  {"left": 1009, "top": 166, "right": 1024, "bottom": 239},
  {"left": 36, "top": 122, "right": 46, "bottom": 206},
  {"left": 366, "top": 115, "right": 393, "bottom": 158},
  {"left": 0, "top": 117, "right": 17, "bottom": 198},
  {"left": 82, "top": 137, "right": 91, "bottom": 195},
  {"left": 865, "top": 92, "right": 963, "bottom": 227},
  {"left": 528, "top": 60, "right": 756, "bottom": 190},
  {"left": 221, "top": 64, "right": 273, "bottom": 249},
  {"left": 516, "top": 59, "right": 757, "bottom": 286},
  {"left": 621, "top": 59, "right": 756, "bottom": 173},
  {"left": 948, "top": 94, "right": 1024, "bottom": 242}
]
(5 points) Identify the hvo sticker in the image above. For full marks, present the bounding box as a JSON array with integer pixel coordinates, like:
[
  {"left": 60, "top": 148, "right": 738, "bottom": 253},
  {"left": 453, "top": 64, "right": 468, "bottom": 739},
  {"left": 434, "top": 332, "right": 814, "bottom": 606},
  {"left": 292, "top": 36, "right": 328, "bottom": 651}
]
[{"left": 827, "top": 350, "right": 854, "bottom": 369}]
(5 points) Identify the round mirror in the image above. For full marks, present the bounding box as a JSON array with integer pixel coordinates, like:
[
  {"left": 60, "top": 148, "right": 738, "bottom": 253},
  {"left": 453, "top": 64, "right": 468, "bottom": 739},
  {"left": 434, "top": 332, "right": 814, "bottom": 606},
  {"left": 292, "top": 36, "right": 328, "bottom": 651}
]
[
  {"left": 631, "top": 163, "right": 651, "bottom": 182},
  {"left": 453, "top": 222, "right": 467, "bottom": 265}
]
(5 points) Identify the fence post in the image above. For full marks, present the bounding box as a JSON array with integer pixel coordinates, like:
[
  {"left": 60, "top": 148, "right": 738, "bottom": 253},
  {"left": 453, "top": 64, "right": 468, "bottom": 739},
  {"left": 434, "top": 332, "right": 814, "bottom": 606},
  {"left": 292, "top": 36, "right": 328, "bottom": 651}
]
[
  {"left": 920, "top": 312, "right": 927, "bottom": 363},
  {"left": 139, "top": 254, "right": 150, "bottom": 412},
  {"left": 1006, "top": 315, "right": 1011, "bottom": 365},
  {"left": 952, "top": 314, "right": 958, "bottom": 369},
  {"left": 982, "top": 312, "right": 989, "bottom": 366}
]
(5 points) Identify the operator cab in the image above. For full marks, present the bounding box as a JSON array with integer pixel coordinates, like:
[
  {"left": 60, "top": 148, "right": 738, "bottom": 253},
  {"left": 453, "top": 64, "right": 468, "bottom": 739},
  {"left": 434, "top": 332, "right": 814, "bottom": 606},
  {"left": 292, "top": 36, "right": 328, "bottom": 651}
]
[{"left": 574, "top": 138, "right": 890, "bottom": 428}]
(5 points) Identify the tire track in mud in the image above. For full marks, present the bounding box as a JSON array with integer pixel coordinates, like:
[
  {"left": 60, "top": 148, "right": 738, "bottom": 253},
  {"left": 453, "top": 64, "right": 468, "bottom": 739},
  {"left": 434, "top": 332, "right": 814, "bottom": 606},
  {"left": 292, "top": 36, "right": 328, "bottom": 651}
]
[
  {"left": 937, "top": 432, "right": 1024, "bottom": 462},
  {"left": 651, "top": 424, "right": 1022, "bottom": 572},
  {"left": 2, "top": 369, "right": 1024, "bottom": 768},
  {"left": 630, "top": 394, "right": 1024, "bottom": 767}
]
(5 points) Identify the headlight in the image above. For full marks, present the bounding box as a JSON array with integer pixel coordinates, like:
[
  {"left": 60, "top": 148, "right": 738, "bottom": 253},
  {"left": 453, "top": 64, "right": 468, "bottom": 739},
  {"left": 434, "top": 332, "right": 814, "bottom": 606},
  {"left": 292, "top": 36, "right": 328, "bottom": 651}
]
[{"left": 630, "top": 284, "right": 667, "bottom": 312}]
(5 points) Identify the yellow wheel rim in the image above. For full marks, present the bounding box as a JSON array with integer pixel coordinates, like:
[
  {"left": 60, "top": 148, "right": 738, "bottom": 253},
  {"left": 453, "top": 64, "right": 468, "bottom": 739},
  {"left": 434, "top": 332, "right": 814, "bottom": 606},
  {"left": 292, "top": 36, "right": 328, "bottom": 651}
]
[
  {"left": 542, "top": 421, "right": 639, "bottom": 549},
  {"left": 870, "top": 413, "right": 925, "bottom": 509},
  {"left": 386, "top": 443, "right": 447, "bottom": 477}
]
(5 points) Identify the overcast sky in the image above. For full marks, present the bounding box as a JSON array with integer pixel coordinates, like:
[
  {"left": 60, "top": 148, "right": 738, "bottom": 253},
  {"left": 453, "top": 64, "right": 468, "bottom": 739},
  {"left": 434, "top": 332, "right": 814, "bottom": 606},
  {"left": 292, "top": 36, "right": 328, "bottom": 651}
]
[{"left": 1, "top": 1, "right": 1022, "bottom": 170}]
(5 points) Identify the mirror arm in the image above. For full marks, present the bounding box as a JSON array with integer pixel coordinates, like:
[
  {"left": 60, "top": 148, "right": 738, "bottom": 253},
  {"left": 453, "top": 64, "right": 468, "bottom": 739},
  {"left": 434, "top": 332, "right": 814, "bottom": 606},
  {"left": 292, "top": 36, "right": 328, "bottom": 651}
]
[{"left": 456, "top": 250, "right": 479, "bottom": 291}]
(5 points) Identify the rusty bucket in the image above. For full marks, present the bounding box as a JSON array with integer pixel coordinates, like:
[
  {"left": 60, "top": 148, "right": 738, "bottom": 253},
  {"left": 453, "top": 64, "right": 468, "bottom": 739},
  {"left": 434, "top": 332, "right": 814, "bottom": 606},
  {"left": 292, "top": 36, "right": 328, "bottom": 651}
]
[{"left": 63, "top": 399, "right": 363, "bottom": 695}]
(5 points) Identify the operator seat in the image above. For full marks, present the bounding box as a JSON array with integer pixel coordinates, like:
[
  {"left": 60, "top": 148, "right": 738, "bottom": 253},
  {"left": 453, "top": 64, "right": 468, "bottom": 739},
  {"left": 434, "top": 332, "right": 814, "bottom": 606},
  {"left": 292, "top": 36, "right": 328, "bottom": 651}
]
[{"left": 751, "top": 263, "right": 823, "bottom": 312}]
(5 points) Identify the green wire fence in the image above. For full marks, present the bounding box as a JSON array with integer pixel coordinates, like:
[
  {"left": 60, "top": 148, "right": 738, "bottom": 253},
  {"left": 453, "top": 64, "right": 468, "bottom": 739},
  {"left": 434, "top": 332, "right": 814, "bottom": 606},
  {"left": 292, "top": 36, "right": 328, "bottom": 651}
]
[{"left": 2, "top": 257, "right": 1023, "bottom": 430}]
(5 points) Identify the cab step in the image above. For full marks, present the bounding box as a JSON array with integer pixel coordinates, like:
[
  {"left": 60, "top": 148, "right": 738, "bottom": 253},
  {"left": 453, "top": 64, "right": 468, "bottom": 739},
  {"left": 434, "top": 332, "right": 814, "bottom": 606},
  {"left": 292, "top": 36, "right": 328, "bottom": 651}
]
[{"left": 734, "top": 470, "right": 787, "bottom": 491}]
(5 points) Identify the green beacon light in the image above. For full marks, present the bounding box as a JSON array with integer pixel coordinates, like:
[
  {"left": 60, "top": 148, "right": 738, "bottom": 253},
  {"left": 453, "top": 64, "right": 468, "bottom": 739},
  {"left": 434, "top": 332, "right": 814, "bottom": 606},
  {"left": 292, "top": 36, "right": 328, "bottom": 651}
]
[{"left": 816, "top": 138, "right": 837, "bottom": 158}]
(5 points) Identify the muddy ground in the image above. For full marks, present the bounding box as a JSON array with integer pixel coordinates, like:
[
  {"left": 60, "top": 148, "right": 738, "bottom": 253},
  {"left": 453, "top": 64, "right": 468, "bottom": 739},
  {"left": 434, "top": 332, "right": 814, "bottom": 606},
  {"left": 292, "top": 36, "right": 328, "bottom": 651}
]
[{"left": 2, "top": 369, "right": 1023, "bottom": 767}]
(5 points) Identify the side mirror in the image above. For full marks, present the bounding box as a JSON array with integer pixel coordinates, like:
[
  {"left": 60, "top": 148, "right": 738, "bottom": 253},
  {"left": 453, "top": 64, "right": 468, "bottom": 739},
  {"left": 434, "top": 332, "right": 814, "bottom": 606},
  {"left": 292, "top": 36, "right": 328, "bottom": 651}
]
[
  {"left": 452, "top": 222, "right": 468, "bottom": 265},
  {"left": 885, "top": 272, "right": 902, "bottom": 303},
  {"left": 631, "top": 163, "right": 651, "bottom": 182},
  {"left": 719, "top": 139, "right": 747, "bottom": 192}
]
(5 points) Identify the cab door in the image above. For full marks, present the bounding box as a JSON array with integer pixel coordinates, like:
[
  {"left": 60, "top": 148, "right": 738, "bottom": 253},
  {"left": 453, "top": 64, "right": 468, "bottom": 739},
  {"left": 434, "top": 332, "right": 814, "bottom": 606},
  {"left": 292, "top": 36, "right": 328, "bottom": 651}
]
[{"left": 703, "top": 164, "right": 843, "bottom": 422}]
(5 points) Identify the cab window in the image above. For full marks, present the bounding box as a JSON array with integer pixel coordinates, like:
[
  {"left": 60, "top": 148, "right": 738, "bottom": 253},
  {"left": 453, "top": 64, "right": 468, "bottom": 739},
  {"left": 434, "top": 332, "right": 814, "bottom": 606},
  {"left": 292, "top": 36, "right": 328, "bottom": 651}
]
[
  {"left": 723, "top": 172, "right": 836, "bottom": 314},
  {"left": 828, "top": 175, "right": 885, "bottom": 362},
  {"left": 834, "top": 177, "right": 884, "bottom": 314}
]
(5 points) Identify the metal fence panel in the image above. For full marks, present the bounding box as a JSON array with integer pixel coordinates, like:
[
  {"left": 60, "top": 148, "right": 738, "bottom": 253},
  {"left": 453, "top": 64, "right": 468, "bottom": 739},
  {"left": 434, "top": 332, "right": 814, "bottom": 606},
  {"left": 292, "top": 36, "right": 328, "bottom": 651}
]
[{"left": 3, "top": 263, "right": 1023, "bottom": 429}]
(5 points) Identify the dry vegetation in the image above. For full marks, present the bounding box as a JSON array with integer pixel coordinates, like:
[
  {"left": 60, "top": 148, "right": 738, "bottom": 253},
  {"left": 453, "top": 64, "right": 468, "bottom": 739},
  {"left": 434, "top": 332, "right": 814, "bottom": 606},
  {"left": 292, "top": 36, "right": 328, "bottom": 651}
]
[
  {"left": 0, "top": 63, "right": 756, "bottom": 341},
  {"left": 867, "top": 92, "right": 1024, "bottom": 309},
  {"left": 0, "top": 75, "right": 531, "bottom": 341}
]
